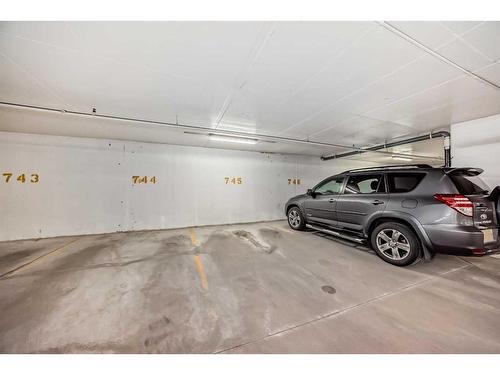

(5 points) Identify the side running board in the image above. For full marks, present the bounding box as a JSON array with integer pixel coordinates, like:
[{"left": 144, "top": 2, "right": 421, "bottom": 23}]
[{"left": 306, "top": 224, "right": 366, "bottom": 244}]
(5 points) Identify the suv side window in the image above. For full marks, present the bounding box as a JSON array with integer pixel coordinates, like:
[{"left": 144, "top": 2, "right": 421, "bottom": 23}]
[
  {"left": 387, "top": 173, "right": 425, "bottom": 193},
  {"left": 344, "top": 174, "right": 385, "bottom": 194},
  {"left": 314, "top": 176, "right": 344, "bottom": 195}
]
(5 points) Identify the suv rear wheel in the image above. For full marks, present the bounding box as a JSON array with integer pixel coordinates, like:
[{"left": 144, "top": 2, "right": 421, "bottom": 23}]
[
  {"left": 370, "top": 222, "right": 420, "bottom": 266},
  {"left": 287, "top": 207, "right": 306, "bottom": 231}
]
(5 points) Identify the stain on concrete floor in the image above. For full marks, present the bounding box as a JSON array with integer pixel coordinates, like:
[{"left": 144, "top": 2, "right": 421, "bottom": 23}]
[
  {"left": 1, "top": 221, "right": 500, "bottom": 354},
  {"left": 232, "top": 230, "right": 276, "bottom": 254},
  {"left": 321, "top": 285, "right": 336, "bottom": 294}
]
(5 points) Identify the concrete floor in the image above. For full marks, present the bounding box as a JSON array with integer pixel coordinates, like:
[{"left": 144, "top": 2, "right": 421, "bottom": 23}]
[{"left": 1, "top": 221, "right": 500, "bottom": 353}]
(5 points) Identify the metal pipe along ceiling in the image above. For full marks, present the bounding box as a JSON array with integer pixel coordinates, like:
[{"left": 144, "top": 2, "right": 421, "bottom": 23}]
[
  {"left": 0, "top": 101, "right": 364, "bottom": 151},
  {"left": 0, "top": 101, "right": 445, "bottom": 161},
  {"left": 321, "top": 130, "right": 452, "bottom": 167}
]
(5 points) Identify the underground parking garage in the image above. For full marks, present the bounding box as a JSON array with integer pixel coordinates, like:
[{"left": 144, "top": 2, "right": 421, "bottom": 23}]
[{"left": 1, "top": 19, "right": 500, "bottom": 356}]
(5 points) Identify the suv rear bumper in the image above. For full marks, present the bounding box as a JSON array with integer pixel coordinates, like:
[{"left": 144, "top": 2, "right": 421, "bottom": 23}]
[{"left": 423, "top": 224, "right": 500, "bottom": 256}]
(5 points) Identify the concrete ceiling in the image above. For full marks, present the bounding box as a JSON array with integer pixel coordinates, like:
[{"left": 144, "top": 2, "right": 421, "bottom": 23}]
[{"left": 1, "top": 21, "right": 500, "bottom": 160}]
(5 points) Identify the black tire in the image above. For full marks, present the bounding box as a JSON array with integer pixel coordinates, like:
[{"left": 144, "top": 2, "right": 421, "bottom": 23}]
[
  {"left": 287, "top": 206, "right": 306, "bottom": 231},
  {"left": 370, "top": 222, "right": 421, "bottom": 266}
]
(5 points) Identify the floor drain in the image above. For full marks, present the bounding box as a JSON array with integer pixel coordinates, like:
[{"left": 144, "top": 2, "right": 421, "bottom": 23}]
[{"left": 321, "top": 285, "right": 336, "bottom": 294}]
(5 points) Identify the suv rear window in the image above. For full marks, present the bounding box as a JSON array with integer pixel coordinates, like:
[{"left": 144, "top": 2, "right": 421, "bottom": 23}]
[
  {"left": 387, "top": 173, "right": 425, "bottom": 193},
  {"left": 449, "top": 175, "right": 489, "bottom": 195}
]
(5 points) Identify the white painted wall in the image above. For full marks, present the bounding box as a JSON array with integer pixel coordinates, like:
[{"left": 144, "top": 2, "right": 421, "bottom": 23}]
[
  {"left": 0, "top": 131, "right": 377, "bottom": 241},
  {"left": 451, "top": 113, "right": 500, "bottom": 188}
]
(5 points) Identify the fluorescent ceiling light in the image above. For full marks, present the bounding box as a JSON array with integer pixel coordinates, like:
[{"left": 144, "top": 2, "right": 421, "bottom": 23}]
[
  {"left": 392, "top": 155, "right": 413, "bottom": 161},
  {"left": 209, "top": 134, "right": 258, "bottom": 145}
]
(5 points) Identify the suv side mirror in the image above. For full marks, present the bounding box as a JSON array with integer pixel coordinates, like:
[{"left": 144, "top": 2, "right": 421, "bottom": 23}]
[{"left": 307, "top": 189, "right": 315, "bottom": 197}]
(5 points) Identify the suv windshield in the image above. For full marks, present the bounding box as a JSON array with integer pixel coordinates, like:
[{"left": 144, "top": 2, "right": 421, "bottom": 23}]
[{"left": 449, "top": 175, "right": 490, "bottom": 195}]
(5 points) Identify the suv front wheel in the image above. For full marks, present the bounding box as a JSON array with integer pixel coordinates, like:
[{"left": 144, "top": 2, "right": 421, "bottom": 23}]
[
  {"left": 370, "top": 222, "right": 420, "bottom": 266},
  {"left": 287, "top": 207, "right": 306, "bottom": 231}
]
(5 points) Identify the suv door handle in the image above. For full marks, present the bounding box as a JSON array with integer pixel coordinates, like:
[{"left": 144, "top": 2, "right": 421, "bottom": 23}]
[
  {"left": 372, "top": 200, "right": 384, "bottom": 205},
  {"left": 328, "top": 198, "right": 335, "bottom": 203}
]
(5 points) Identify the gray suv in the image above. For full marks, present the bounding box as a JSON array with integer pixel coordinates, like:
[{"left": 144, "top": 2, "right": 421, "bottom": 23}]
[{"left": 285, "top": 164, "right": 500, "bottom": 266}]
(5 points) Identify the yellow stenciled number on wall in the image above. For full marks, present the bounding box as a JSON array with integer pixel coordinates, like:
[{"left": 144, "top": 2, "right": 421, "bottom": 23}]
[
  {"left": 132, "top": 176, "right": 158, "bottom": 184},
  {"left": 225, "top": 177, "right": 243, "bottom": 184},
  {"left": 2, "top": 172, "right": 40, "bottom": 184},
  {"left": 2, "top": 173, "right": 12, "bottom": 183}
]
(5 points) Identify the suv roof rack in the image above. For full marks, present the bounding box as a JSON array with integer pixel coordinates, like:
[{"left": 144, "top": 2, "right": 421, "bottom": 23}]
[{"left": 341, "top": 164, "right": 434, "bottom": 174}]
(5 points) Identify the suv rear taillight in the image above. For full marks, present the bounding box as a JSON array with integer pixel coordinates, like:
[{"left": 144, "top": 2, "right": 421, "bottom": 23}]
[{"left": 434, "top": 194, "right": 473, "bottom": 217}]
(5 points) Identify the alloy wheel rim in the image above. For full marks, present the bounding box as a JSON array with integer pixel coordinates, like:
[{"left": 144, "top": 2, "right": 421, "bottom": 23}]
[
  {"left": 288, "top": 210, "right": 301, "bottom": 228},
  {"left": 376, "top": 229, "right": 411, "bottom": 260}
]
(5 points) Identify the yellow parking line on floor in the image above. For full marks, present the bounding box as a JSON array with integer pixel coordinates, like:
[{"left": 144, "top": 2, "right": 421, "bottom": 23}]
[
  {"left": 0, "top": 237, "right": 80, "bottom": 279},
  {"left": 188, "top": 227, "right": 208, "bottom": 290},
  {"left": 188, "top": 227, "right": 198, "bottom": 246},
  {"left": 193, "top": 254, "right": 209, "bottom": 291}
]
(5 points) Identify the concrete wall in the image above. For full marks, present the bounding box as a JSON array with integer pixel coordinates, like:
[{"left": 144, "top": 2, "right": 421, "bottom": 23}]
[
  {"left": 451, "top": 113, "right": 500, "bottom": 188},
  {"left": 0, "top": 131, "right": 376, "bottom": 241}
]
